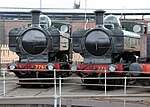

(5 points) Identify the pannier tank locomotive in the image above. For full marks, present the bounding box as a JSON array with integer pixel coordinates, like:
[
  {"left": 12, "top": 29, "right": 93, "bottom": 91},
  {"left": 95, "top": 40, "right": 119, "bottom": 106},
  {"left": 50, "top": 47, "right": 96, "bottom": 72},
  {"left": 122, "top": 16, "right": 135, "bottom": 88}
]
[
  {"left": 71, "top": 10, "right": 142, "bottom": 84},
  {"left": 8, "top": 10, "right": 72, "bottom": 82}
]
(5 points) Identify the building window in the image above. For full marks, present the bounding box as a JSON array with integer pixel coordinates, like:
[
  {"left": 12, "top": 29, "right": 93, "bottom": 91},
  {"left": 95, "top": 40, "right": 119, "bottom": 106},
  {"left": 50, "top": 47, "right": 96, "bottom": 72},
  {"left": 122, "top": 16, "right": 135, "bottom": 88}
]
[
  {"left": 8, "top": 50, "right": 9, "bottom": 56},
  {"left": 3, "top": 50, "right": 5, "bottom": 56}
]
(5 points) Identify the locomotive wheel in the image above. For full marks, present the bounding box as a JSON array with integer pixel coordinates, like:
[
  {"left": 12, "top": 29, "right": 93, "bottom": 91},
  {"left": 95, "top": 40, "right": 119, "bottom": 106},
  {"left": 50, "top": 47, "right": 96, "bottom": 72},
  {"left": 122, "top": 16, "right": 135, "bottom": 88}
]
[{"left": 129, "top": 63, "right": 142, "bottom": 76}]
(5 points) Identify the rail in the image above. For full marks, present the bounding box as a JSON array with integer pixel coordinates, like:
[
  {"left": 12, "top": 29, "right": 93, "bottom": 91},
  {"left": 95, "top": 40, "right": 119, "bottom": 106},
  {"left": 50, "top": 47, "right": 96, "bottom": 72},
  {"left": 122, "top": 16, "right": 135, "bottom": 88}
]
[{"left": 0, "top": 68, "right": 150, "bottom": 107}]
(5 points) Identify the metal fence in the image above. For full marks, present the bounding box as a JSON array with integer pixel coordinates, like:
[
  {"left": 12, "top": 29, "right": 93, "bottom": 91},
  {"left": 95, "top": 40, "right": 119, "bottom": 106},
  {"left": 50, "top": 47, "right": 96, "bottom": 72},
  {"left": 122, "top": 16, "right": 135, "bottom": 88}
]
[{"left": 0, "top": 68, "right": 150, "bottom": 107}]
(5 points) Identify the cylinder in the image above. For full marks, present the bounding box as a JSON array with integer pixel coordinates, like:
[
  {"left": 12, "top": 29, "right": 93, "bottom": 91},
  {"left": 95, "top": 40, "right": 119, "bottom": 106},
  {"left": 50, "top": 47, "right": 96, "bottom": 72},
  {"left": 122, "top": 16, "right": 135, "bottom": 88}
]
[
  {"left": 94, "top": 9, "right": 105, "bottom": 27},
  {"left": 31, "top": 10, "right": 41, "bottom": 26}
]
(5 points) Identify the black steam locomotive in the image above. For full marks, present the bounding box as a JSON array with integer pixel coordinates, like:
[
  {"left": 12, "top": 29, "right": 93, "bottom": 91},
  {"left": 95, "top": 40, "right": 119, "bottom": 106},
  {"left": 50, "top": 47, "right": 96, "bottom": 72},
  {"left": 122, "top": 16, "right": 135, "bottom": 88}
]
[
  {"left": 71, "top": 10, "right": 141, "bottom": 84},
  {"left": 8, "top": 10, "right": 72, "bottom": 83}
]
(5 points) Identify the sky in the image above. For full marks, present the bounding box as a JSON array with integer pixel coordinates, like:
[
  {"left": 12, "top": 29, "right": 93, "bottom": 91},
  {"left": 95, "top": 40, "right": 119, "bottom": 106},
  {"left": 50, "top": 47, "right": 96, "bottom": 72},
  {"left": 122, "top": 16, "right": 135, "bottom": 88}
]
[{"left": 0, "top": 0, "right": 150, "bottom": 9}]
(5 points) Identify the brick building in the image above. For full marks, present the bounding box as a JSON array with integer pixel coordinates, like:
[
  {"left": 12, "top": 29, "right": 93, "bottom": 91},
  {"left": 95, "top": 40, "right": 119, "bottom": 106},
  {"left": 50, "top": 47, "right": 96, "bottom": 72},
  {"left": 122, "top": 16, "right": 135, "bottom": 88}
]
[{"left": 0, "top": 8, "right": 150, "bottom": 68}]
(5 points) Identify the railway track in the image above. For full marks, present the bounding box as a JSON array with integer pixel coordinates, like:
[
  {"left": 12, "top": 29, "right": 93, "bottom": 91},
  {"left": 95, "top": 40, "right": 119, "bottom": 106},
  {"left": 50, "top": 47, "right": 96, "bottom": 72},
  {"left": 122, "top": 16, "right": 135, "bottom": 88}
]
[
  {"left": 34, "top": 87, "right": 53, "bottom": 96},
  {"left": 0, "top": 86, "right": 20, "bottom": 96}
]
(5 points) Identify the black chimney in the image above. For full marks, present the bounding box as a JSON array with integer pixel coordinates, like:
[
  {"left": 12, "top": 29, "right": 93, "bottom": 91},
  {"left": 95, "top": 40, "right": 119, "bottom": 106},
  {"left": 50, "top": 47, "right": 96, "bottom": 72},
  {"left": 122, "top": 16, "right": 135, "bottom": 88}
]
[
  {"left": 31, "top": 10, "right": 41, "bottom": 27},
  {"left": 94, "top": 9, "right": 105, "bottom": 27}
]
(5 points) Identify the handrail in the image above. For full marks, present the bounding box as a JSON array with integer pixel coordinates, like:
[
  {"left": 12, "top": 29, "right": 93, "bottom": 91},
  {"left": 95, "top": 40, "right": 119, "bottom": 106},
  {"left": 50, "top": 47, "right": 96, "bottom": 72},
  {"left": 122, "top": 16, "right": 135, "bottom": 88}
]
[{"left": 0, "top": 68, "right": 150, "bottom": 107}]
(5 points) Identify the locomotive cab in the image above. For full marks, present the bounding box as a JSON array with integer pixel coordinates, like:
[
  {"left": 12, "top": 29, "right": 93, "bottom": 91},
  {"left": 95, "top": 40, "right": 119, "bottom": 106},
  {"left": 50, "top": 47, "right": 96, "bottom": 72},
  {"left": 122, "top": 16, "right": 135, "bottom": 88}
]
[
  {"left": 40, "top": 14, "right": 51, "bottom": 29},
  {"left": 104, "top": 15, "right": 122, "bottom": 29}
]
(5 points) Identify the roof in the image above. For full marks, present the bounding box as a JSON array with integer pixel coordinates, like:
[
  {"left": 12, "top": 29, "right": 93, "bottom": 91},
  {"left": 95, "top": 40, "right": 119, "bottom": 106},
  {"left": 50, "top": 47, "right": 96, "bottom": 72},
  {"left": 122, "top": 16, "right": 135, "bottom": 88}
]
[
  {"left": 0, "top": 7, "right": 150, "bottom": 15},
  {"left": 0, "top": 7, "right": 150, "bottom": 20}
]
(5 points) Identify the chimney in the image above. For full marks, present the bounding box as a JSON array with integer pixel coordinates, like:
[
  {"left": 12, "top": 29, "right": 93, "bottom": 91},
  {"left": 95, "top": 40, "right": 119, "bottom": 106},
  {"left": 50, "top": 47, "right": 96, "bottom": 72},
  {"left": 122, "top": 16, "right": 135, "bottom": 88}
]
[
  {"left": 31, "top": 10, "right": 41, "bottom": 27},
  {"left": 94, "top": 9, "right": 105, "bottom": 27}
]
